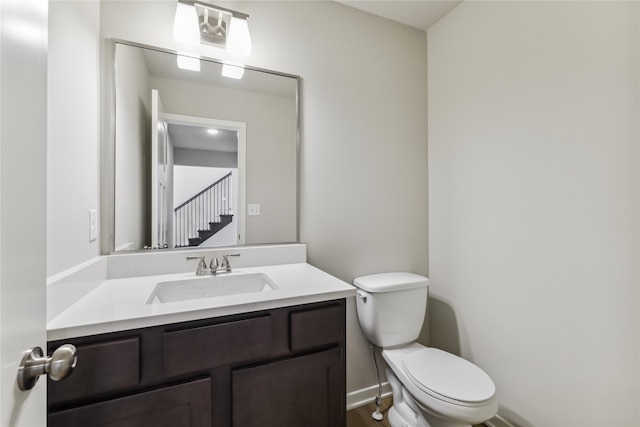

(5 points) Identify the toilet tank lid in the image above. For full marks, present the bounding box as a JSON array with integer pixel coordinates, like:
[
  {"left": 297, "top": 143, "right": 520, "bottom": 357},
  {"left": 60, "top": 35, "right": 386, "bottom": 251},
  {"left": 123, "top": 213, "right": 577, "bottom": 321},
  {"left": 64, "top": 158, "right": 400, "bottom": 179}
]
[{"left": 353, "top": 272, "right": 428, "bottom": 293}]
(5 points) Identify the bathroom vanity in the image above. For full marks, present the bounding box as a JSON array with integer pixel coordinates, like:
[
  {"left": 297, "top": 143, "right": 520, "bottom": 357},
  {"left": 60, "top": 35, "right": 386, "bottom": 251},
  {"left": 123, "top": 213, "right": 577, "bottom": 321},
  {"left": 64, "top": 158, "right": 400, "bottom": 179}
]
[
  {"left": 48, "top": 299, "right": 345, "bottom": 427},
  {"left": 46, "top": 246, "right": 354, "bottom": 427}
]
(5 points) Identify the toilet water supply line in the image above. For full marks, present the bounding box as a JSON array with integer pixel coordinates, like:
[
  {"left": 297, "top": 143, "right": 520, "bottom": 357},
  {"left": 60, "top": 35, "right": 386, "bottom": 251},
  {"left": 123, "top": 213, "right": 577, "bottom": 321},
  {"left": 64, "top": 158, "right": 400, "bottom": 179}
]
[{"left": 370, "top": 344, "right": 384, "bottom": 421}]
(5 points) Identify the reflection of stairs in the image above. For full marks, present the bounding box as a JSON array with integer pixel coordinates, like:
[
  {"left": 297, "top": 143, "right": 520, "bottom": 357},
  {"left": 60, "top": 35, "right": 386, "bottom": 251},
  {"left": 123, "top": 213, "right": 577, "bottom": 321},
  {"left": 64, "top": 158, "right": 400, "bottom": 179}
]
[
  {"left": 187, "top": 214, "right": 234, "bottom": 247},
  {"left": 174, "top": 172, "right": 233, "bottom": 248}
]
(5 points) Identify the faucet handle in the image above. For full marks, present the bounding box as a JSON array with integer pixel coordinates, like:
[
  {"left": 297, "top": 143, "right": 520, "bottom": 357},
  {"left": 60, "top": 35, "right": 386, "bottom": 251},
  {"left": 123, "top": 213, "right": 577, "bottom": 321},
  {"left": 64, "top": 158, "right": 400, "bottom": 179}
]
[
  {"left": 186, "top": 256, "right": 208, "bottom": 275},
  {"left": 221, "top": 254, "right": 240, "bottom": 272}
]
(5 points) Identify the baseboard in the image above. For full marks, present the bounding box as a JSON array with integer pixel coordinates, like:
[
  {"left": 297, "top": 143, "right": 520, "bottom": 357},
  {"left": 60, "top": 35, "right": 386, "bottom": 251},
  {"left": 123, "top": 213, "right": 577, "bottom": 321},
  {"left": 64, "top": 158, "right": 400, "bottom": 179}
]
[
  {"left": 346, "top": 382, "right": 393, "bottom": 411},
  {"left": 485, "top": 414, "right": 515, "bottom": 427}
]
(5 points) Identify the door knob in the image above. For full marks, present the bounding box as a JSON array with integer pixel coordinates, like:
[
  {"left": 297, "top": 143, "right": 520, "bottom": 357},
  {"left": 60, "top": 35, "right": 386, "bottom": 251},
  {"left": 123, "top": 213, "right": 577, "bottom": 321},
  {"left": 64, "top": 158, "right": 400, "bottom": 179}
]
[{"left": 17, "top": 344, "right": 77, "bottom": 391}]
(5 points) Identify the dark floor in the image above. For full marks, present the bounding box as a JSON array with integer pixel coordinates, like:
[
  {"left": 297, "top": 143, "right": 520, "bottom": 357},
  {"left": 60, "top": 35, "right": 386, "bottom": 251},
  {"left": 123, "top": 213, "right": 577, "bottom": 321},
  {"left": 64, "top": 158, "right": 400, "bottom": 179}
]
[{"left": 346, "top": 397, "right": 392, "bottom": 427}]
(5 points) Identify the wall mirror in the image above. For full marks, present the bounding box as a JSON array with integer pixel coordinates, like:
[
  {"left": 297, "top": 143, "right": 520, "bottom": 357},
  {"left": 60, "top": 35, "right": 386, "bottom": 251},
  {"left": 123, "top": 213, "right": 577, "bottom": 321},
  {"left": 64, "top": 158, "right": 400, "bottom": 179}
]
[{"left": 111, "top": 41, "right": 299, "bottom": 252}]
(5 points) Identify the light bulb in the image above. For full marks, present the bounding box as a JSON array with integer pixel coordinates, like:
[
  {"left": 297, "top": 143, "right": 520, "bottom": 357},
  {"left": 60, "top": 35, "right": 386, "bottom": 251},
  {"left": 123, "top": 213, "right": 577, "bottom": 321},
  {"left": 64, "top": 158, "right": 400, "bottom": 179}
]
[
  {"left": 227, "top": 16, "right": 251, "bottom": 56},
  {"left": 173, "top": 2, "right": 200, "bottom": 45}
]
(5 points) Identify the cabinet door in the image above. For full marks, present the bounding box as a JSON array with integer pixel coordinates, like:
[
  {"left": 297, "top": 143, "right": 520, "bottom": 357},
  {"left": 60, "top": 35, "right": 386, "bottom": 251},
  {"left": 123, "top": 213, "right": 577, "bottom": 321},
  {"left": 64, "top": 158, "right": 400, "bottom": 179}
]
[
  {"left": 48, "top": 378, "right": 211, "bottom": 427},
  {"left": 232, "top": 348, "right": 345, "bottom": 427}
]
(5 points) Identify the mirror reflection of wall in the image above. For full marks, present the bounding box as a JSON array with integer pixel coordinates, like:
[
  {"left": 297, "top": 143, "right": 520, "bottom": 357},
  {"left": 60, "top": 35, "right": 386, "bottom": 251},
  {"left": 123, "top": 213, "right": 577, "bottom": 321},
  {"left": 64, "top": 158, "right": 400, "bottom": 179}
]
[{"left": 113, "top": 42, "right": 298, "bottom": 252}]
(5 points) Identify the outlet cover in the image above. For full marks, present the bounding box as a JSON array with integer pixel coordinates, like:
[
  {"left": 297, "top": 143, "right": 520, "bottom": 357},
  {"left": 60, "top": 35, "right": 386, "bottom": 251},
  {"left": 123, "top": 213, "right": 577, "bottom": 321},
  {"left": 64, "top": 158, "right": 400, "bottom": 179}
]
[{"left": 248, "top": 204, "right": 261, "bottom": 216}]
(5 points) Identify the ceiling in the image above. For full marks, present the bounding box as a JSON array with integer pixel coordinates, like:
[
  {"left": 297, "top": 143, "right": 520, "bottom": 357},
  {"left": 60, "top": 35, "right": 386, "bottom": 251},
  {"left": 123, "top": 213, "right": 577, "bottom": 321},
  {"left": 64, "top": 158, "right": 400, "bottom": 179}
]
[
  {"left": 335, "top": 0, "right": 462, "bottom": 31},
  {"left": 167, "top": 123, "right": 238, "bottom": 152}
]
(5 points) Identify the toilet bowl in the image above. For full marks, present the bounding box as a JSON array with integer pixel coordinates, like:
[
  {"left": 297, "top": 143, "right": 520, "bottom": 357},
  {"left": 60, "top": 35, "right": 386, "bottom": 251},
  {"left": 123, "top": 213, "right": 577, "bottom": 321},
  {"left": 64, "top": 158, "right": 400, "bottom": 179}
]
[
  {"left": 383, "top": 343, "right": 497, "bottom": 427},
  {"left": 353, "top": 273, "right": 498, "bottom": 427}
]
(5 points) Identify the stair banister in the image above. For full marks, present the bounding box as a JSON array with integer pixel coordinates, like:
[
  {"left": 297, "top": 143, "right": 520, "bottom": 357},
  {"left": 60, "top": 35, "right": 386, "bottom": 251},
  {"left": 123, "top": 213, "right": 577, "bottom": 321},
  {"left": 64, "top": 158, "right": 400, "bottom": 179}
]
[{"left": 174, "top": 172, "right": 233, "bottom": 247}]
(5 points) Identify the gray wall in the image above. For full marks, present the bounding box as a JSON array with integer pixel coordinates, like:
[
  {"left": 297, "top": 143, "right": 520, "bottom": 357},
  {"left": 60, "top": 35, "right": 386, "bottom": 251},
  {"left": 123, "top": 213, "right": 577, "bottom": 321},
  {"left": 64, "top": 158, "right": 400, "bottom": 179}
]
[
  {"left": 173, "top": 148, "right": 237, "bottom": 168},
  {"left": 428, "top": 2, "right": 639, "bottom": 425},
  {"left": 48, "top": 1, "right": 101, "bottom": 275}
]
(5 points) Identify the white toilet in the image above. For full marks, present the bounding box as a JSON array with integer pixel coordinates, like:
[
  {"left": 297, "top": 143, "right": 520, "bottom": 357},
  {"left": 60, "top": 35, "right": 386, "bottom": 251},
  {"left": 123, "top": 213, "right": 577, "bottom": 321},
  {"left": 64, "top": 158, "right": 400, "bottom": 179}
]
[{"left": 353, "top": 272, "right": 498, "bottom": 427}]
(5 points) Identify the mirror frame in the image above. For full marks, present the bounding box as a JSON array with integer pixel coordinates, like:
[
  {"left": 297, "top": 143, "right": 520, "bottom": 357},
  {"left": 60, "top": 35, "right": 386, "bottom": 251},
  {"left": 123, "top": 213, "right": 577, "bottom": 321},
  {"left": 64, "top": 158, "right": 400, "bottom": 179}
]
[{"left": 101, "top": 39, "right": 301, "bottom": 254}]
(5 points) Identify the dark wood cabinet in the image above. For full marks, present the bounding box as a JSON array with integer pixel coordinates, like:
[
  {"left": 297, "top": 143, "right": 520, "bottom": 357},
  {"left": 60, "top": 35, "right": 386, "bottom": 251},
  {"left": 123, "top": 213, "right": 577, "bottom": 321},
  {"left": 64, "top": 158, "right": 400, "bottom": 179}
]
[
  {"left": 47, "top": 299, "right": 346, "bottom": 427},
  {"left": 232, "top": 347, "right": 343, "bottom": 427}
]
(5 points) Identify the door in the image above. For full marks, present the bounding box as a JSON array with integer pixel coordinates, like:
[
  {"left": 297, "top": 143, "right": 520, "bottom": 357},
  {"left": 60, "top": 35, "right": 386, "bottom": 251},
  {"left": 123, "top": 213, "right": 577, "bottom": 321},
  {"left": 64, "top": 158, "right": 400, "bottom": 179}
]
[{"left": 0, "top": 0, "right": 48, "bottom": 426}]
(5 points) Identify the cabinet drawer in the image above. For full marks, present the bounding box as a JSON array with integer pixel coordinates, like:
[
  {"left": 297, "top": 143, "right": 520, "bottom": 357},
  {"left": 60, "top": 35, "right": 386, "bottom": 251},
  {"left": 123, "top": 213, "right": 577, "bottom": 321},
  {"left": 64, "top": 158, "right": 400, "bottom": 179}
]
[
  {"left": 164, "top": 315, "right": 272, "bottom": 377},
  {"left": 290, "top": 304, "right": 344, "bottom": 351},
  {"left": 48, "top": 336, "right": 140, "bottom": 405}
]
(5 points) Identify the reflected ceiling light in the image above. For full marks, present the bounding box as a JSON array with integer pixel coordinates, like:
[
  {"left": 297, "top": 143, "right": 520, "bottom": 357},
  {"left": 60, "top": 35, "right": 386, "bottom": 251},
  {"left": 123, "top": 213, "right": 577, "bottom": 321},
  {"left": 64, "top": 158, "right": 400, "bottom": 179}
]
[
  {"left": 207, "top": 128, "right": 219, "bottom": 135},
  {"left": 173, "top": 0, "right": 251, "bottom": 57},
  {"left": 222, "top": 63, "right": 245, "bottom": 79},
  {"left": 176, "top": 54, "right": 200, "bottom": 72}
]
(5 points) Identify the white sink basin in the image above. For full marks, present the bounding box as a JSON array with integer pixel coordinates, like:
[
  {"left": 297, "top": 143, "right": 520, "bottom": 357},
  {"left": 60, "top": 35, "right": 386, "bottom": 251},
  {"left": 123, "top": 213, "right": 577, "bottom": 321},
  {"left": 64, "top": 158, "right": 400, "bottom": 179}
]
[{"left": 146, "top": 273, "right": 279, "bottom": 304}]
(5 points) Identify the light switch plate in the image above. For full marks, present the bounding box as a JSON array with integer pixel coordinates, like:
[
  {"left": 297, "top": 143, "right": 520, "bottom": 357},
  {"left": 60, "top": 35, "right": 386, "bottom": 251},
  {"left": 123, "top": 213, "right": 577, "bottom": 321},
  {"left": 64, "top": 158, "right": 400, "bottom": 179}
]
[
  {"left": 89, "top": 209, "right": 98, "bottom": 242},
  {"left": 248, "top": 204, "right": 261, "bottom": 216}
]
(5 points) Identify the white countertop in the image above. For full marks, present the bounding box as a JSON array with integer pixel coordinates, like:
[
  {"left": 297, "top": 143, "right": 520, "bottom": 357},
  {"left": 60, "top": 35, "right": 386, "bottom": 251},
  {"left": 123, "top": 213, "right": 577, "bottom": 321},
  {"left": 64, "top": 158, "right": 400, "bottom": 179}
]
[{"left": 48, "top": 263, "right": 356, "bottom": 341}]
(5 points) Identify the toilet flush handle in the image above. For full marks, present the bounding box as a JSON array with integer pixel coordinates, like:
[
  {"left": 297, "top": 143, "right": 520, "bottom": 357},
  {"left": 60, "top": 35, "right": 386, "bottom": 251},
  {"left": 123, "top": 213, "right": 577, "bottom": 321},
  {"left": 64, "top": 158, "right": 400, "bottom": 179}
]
[{"left": 357, "top": 291, "right": 367, "bottom": 302}]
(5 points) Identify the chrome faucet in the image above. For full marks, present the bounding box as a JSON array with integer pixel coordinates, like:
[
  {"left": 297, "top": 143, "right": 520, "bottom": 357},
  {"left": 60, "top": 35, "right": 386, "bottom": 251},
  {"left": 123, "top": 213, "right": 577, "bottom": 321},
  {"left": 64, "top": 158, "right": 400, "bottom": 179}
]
[{"left": 187, "top": 254, "right": 240, "bottom": 276}]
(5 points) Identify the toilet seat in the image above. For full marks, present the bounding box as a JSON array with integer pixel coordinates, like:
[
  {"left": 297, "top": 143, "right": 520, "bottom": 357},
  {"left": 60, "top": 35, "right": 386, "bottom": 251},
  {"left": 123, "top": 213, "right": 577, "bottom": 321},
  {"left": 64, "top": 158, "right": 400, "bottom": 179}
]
[
  {"left": 383, "top": 343, "right": 499, "bottom": 425},
  {"left": 401, "top": 348, "right": 495, "bottom": 407}
]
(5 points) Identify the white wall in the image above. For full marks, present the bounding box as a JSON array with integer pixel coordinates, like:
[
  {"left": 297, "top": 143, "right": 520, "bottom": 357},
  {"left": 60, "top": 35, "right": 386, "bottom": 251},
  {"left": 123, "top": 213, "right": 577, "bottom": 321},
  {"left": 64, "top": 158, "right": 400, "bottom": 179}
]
[
  {"left": 47, "top": 1, "right": 101, "bottom": 276},
  {"left": 173, "top": 166, "right": 231, "bottom": 208},
  {"left": 99, "top": 0, "right": 429, "bottom": 401},
  {"left": 428, "top": 2, "right": 639, "bottom": 426}
]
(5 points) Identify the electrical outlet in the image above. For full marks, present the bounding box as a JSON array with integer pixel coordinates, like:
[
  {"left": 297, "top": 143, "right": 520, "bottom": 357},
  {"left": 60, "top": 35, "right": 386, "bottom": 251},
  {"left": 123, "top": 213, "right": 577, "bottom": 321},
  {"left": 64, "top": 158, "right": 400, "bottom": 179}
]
[
  {"left": 248, "top": 204, "right": 261, "bottom": 216},
  {"left": 89, "top": 209, "right": 98, "bottom": 242}
]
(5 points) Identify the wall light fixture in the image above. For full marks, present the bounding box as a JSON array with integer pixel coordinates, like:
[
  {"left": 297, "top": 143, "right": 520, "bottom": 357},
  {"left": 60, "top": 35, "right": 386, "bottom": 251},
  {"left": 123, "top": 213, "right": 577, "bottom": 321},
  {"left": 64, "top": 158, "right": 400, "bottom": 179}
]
[{"left": 173, "top": 0, "right": 251, "bottom": 57}]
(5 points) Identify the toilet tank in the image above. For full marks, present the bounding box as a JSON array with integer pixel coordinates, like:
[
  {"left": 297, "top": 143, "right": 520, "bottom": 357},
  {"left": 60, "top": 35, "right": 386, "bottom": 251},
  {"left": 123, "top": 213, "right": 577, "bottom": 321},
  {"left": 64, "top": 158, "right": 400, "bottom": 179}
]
[{"left": 353, "top": 273, "right": 429, "bottom": 348}]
